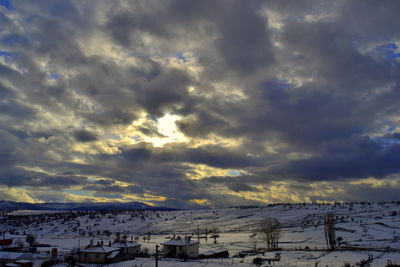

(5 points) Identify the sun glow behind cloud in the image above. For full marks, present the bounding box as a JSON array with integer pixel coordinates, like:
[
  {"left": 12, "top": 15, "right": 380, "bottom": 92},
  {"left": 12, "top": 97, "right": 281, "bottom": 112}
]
[
  {"left": 125, "top": 113, "right": 187, "bottom": 147},
  {"left": 149, "top": 113, "right": 187, "bottom": 147}
]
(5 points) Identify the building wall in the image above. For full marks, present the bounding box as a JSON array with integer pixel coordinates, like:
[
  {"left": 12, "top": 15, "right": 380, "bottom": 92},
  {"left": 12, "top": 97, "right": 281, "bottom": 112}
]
[
  {"left": 163, "top": 244, "right": 199, "bottom": 259},
  {"left": 79, "top": 252, "right": 108, "bottom": 263},
  {"left": 186, "top": 243, "right": 199, "bottom": 258},
  {"left": 126, "top": 246, "right": 140, "bottom": 255}
]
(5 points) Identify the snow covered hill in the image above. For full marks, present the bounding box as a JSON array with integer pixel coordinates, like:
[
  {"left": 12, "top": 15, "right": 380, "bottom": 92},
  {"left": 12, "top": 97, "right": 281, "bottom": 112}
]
[{"left": 1, "top": 202, "right": 400, "bottom": 266}]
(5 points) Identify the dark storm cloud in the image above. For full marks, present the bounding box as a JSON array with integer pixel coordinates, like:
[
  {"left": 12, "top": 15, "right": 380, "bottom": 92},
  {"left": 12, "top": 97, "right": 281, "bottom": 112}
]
[
  {"left": 268, "top": 137, "right": 400, "bottom": 181},
  {"left": 0, "top": 99, "right": 36, "bottom": 119},
  {"left": 0, "top": 166, "right": 88, "bottom": 188},
  {"left": 73, "top": 129, "right": 98, "bottom": 142},
  {"left": 104, "top": 0, "right": 274, "bottom": 75},
  {"left": 1, "top": 0, "right": 400, "bottom": 206},
  {"left": 117, "top": 143, "right": 261, "bottom": 169},
  {"left": 0, "top": 83, "right": 14, "bottom": 98},
  {"left": 83, "top": 184, "right": 144, "bottom": 195},
  {"left": 338, "top": 0, "right": 400, "bottom": 40}
]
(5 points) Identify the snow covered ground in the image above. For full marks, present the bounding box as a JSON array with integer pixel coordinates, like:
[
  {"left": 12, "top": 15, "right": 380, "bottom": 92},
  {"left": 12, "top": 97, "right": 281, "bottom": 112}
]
[{"left": 2, "top": 202, "right": 400, "bottom": 266}]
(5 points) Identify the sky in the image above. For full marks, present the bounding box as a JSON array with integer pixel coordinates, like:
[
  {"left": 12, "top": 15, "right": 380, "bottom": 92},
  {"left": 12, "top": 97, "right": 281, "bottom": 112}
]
[{"left": 1, "top": 0, "right": 400, "bottom": 208}]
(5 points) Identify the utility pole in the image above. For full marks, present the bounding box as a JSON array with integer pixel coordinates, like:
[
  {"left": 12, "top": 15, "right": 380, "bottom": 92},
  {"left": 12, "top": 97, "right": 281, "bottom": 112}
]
[
  {"left": 155, "top": 244, "right": 159, "bottom": 267},
  {"left": 184, "top": 235, "right": 187, "bottom": 261}
]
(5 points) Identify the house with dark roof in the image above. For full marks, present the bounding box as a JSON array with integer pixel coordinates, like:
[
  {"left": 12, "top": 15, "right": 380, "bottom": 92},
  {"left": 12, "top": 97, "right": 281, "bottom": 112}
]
[
  {"left": 162, "top": 236, "right": 199, "bottom": 259},
  {"left": 78, "top": 245, "right": 120, "bottom": 264},
  {"left": 0, "top": 252, "right": 31, "bottom": 267},
  {"left": 110, "top": 241, "right": 141, "bottom": 260}
]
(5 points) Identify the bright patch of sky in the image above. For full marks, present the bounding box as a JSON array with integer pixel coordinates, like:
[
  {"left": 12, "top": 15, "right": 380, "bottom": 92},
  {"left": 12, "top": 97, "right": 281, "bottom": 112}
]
[
  {"left": 63, "top": 189, "right": 93, "bottom": 197},
  {"left": 228, "top": 170, "right": 242, "bottom": 176},
  {"left": 143, "top": 113, "right": 187, "bottom": 147}
]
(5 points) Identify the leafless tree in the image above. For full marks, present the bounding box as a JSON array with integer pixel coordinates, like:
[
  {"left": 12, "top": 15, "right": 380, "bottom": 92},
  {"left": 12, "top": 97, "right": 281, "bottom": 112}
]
[
  {"left": 249, "top": 233, "right": 258, "bottom": 252},
  {"left": 324, "top": 212, "right": 336, "bottom": 250},
  {"left": 210, "top": 227, "right": 220, "bottom": 244},
  {"left": 259, "top": 218, "right": 281, "bottom": 251},
  {"left": 26, "top": 234, "right": 36, "bottom": 251}
]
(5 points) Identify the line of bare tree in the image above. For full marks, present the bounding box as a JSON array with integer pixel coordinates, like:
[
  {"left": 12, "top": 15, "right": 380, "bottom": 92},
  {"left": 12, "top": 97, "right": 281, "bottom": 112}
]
[
  {"left": 324, "top": 212, "right": 336, "bottom": 250},
  {"left": 259, "top": 217, "right": 281, "bottom": 251}
]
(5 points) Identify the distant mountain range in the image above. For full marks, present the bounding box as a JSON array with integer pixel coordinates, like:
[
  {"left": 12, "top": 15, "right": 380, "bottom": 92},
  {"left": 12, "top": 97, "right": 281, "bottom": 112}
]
[{"left": 0, "top": 201, "right": 174, "bottom": 212}]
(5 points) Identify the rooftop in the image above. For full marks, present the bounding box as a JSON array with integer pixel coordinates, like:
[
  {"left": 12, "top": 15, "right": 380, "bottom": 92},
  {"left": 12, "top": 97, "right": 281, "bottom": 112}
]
[
  {"left": 79, "top": 246, "right": 119, "bottom": 253},
  {"left": 0, "top": 252, "right": 31, "bottom": 260},
  {"left": 162, "top": 237, "right": 199, "bottom": 246},
  {"left": 111, "top": 241, "right": 141, "bottom": 248}
]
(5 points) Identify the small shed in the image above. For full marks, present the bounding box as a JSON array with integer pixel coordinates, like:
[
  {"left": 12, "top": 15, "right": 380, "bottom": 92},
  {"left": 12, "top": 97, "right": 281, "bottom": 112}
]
[
  {"left": 162, "top": 237, "right": 199, "bottom": 259},
  {"left": 199, "top": 248, "right": 229, "bottom": 259},
  {"left": 0, "top": 252, "right": 31, "bottom": 267}
]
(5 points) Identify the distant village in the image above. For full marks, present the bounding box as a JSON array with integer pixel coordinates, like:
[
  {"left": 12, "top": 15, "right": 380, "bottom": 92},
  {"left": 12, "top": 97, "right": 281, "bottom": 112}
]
[
  {"left": 0, "top": 230, "right": 229, "bottom": 267},
  {"left": 0, "top": 208, "right": 235, "bottom": 267},
  {"left": 0, "top": 202, "right": 399, "bottom": 267}
]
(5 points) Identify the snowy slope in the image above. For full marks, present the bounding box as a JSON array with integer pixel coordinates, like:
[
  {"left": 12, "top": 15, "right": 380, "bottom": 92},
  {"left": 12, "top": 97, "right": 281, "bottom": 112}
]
[{"left": 2, "top": 202, "right": 400, "bottom": 267}]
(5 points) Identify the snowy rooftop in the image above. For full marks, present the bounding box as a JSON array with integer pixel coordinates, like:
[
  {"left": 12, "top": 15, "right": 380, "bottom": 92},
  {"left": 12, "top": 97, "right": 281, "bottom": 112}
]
[
  {"left": 162, "top": 237, "right": 199, "bottom": 246},
  {"left": 0, "top": 252, "right": 31, "bottom": 260},
  {"left": 79, "top": 246, "right": 119, "bottom": 253},
  {"left": 201, "top": 248, "right": 228, "bottom": 256},
  {"left": 106, "top": 250, "right": 120, "bottom": 259},
  {"left": 14, "top": 260, "right": 32, "bottom": 263},
  {"left": 111, "top": 241, "right": 141, "bottom": 248}
]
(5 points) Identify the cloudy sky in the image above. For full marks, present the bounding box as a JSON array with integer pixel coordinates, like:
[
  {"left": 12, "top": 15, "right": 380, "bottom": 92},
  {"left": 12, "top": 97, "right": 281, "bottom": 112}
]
[{"left": 1, "top": 0, "right": 400, "bottom": 208}]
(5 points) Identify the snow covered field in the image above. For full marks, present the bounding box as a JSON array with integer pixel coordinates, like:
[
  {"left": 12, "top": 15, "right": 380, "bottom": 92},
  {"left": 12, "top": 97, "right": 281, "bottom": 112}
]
[{"left": 1, "top": 202, "right": 400, "bottom": 266}]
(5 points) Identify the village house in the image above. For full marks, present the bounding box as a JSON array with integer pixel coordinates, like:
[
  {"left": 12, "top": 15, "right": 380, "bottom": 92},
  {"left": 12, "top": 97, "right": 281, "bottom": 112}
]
[
  {"left": 0, "top": 252, "right": 32, "bottom": 267},
  {"left": 162, "top": 236, "right": 199, "bottom": 259},
  {"left": 0, "top": 240, "right": 20, "bottom": 253},
  {"left": 110, "top": 240, "right": 141, "bottom": 260},
  {"left": 78, "top": 245, "right": 120, "bottom": 264}
]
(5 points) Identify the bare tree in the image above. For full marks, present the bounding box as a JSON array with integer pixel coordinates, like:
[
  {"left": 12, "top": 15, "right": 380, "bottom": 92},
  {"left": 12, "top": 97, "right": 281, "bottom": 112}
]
[
  {"left": 26, "top": 234, "right": 36, "bottom": 252},
  {"left": 210, "top": 227, "right": 220, "bottom": 244},
  {"left": 259, "top": 218, "right": 281, "bottom": 251},
  {"left": 324, "top": 212, "right": 336, "bottom": 250},
  {"left": 249, "top": 233, "right": 258, "bottom": 252}
]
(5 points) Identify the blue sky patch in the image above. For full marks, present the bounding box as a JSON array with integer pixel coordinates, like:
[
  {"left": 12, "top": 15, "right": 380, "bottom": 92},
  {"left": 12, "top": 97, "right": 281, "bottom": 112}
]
[
  {"left": 176, "top": 52, "right": 187, "bottom": 63},
  {"left": 228, "top": 170, "right": 242, "bottom": 176},
  {"left": 0, "top": 0, "right": 11, "bottom": 10},
  {"left": 0, "top": 51, "right": 16, "bottom": 63},
  {"left": 377, "top": 43, "right": 400, "bottom": 59},
  {"left": 50, "top": 73, "right": 60, "bottom": 80}
]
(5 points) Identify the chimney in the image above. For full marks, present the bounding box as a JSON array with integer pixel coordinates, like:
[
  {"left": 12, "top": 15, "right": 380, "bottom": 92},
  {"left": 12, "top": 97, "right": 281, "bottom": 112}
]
[
  {"left": 101, "top": 241, "right": 103, "bottom": 245},
  {"left": 97, "top": 241, "right": 100, "bottom": 246},
  {"left": 131, "top": 236, "right": 133, "bottom": 242},
  {"left": 109, "top": 241, "right": 111, "bottom": 246}
]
